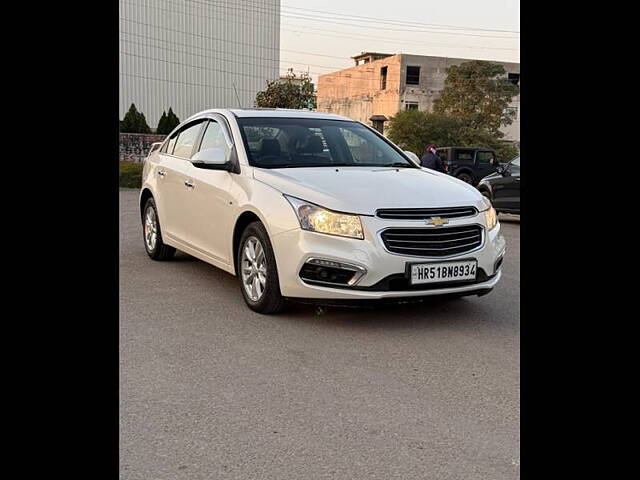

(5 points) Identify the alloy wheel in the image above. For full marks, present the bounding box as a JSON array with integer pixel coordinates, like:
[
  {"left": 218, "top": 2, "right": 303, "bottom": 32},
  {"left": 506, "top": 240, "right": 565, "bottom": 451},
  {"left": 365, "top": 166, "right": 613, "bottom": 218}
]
[
  {"left": 144, "top": 207, "right": 158, "bottom": 252},
  {"left": 241, "top": 236, "right": 267, "bottom": 301}
]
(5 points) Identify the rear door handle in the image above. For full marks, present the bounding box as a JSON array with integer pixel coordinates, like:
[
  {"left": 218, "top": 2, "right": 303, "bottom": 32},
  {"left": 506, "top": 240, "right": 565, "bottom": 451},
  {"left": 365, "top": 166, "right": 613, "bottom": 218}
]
[
  {"left": 185, "top": 180, "right": 195, "bottom": 189},
  {"left": 157, "top": 169, "right": 166, "bottom": 177}
]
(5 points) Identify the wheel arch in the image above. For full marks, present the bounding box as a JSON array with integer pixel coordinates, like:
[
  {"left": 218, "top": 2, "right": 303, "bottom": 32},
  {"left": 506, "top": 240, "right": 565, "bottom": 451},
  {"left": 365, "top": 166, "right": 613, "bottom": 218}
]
[
  {"left": 139, "top": 187, "right": 154, "bottom": 219},
  {"left": 232, "top": 210, "right": 263, "bottom": 275},
  {"left": 477, "top": 183, "right": 493, "bottom": 198}
]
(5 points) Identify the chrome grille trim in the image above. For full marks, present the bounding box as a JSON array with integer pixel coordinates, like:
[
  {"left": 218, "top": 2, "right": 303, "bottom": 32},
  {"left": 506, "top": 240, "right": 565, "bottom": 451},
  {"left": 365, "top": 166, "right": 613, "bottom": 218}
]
[
  {"left": 376, "top": 206, "right": 477, "bottom": 220},
  {"left": 379, "top": 225, "right": 484, "bottom": 258}
]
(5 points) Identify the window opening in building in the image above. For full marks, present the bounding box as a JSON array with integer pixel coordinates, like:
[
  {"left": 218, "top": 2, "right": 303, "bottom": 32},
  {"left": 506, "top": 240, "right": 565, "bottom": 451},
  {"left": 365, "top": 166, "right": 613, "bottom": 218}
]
[
  {"left": 380, "top": 66, "right": 388, "bottom": 90},
  {"left": 406, "top": 66, "right": 421, "bottom": 85}
]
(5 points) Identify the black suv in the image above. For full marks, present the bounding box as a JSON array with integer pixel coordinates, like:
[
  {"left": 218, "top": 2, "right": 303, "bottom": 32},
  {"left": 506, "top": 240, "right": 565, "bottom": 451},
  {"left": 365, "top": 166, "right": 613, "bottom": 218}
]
[{"left": 436, "top": 147, "right": 502, "bottom": 186}]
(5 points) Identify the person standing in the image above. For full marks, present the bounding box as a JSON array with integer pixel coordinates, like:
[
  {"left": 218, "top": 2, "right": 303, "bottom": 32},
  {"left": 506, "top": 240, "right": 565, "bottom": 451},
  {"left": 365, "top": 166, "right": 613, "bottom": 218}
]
[{"left": 420, "top": 144, "right": 446, "bottom": 172}]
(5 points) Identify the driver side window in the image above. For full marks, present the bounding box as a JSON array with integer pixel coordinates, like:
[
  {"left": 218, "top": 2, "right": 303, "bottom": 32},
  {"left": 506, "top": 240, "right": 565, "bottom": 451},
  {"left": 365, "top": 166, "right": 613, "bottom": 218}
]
[
  {"left": 477, "top": 151, "right": 496, "bottom": 165},
  {"left": 197, "top": 120, "right": 231, "bottom": 160},
  {"left": 172, "top": 122, "right": 204, "bottom": 159}
]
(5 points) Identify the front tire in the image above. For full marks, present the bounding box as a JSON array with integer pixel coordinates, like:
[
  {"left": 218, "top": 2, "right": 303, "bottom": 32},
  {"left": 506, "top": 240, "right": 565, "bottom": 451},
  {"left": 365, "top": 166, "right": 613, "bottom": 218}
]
[
  {"left": 142, "top": 197, "right": 176, "bottom": 260},
  {"left": 237, "top": 221, "right": 286, "bottom": 314}
]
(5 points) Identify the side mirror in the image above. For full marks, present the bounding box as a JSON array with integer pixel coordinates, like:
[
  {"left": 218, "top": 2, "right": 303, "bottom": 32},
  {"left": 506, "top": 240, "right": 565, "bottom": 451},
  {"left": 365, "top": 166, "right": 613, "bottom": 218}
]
[
  {"left": 496, "top": 165, "right": 505, "bottom": 175},
  {"left": 192, "top": 147, "right": 231, "bottom": 170},
  {"left": 404, "top": 151, "right": 420, "bottom": 164}
]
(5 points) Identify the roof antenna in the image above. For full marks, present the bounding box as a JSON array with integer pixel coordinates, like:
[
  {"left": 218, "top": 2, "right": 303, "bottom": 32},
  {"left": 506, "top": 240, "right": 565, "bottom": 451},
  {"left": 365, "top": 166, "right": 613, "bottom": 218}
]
[{"left": 232, "top": 82, "right": 242, "bottom": 107}]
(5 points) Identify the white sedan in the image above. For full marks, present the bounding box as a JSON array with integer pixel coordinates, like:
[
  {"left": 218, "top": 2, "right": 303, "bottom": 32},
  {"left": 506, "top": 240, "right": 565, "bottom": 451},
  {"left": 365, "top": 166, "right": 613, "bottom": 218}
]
[{"left": 140, "top": 109, "right": 505, "bottom": 313}]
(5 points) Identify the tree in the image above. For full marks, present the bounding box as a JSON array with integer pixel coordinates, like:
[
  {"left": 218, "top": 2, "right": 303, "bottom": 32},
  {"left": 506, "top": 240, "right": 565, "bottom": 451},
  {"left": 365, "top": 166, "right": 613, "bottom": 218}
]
[
  {"left": 386, "top": 110, "right": 519, "bottom": 162},
  {"left": 433, "top": 60, "right": 519, "bottom": 138},
  {"left": 156, "top": 111, "right": 167, "bottom": 134},
  {"left": 156, "top": 108, "right": 181, "bottom": 135},
  {"left": 255, "top": 69, "right": 316, "bottom": 109},
  {"left": 164, "top": 107, "right": 180, "bottom": 133},
  {"left": 386, "top": 110, "right": 464, "bottom": 156},
  {"left": 120, "top": 103, "right": 151, "bottom": 133}
]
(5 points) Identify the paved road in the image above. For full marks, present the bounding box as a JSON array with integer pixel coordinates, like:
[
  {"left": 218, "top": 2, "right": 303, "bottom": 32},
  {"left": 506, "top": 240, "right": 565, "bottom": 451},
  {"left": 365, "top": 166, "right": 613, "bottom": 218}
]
[{"left": 120, "top": 189, "right": 520, "bottom": 480}]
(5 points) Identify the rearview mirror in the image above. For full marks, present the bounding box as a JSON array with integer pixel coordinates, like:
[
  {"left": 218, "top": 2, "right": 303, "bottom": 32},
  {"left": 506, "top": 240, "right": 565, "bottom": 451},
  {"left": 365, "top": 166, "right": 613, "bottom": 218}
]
[{"left": 192, "top": 147, "right": 231, "bottom": 170}]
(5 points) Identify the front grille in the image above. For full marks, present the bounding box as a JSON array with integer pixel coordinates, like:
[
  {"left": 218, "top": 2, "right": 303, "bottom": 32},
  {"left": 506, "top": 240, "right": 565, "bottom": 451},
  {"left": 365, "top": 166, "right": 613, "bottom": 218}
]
[
  {"left": 381, "top": 225, "right": 483, "bottom": 257},
  {"left": 376, "top": 206, "right": 477, "bottom": 220}
]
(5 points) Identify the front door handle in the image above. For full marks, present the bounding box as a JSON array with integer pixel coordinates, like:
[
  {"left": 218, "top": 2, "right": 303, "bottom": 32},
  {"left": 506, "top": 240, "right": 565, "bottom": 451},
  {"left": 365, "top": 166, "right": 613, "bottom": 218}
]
[
  {"left": 157, "top": 169, "right": 166, "bottom": 177},
  {"left": 185, "top": 180, "right": 195, "bottom": 189},
  {"left": 515, "top": 177, "right": 520, "bottom": 182}
]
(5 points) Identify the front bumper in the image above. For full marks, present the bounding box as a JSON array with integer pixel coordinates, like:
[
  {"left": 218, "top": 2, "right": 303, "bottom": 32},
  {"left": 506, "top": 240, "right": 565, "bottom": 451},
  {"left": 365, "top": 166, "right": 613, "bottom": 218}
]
[{"left": 271, "top": 214, "right": 506, "bottom": 300}]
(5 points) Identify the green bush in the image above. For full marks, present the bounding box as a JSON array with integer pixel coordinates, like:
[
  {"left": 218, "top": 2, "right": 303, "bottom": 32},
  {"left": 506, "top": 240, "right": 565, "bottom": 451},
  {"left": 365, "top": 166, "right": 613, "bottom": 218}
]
[
  {"left": 119, "top": 162, "right": 143, "bottom": 188},
  {"left": 386, "top": 110, "right": 464, "bottom": 156}
]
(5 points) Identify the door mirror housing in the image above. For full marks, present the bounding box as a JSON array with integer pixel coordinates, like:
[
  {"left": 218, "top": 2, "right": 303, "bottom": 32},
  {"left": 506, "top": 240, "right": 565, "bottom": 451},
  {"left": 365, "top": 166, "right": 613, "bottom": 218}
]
[
  {"left": 192, "top": 147, "right": 231, "bottom": 170},
  {"left": 502, "top": 166, "right": 512, "bottom": 177},
  {"left": 496, "top": 165, "right": 507, "bottom": 176}
]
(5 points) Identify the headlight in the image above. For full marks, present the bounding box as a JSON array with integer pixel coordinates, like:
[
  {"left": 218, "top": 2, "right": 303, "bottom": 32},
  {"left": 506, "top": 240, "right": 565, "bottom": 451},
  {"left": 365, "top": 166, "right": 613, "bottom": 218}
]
[
  {"left": 284, "top": 195, "right": 364, "bottom": 239},
  {"left": 478, "top": 196, "right": 498, "bottom": 230},
  {"left": 479, "top": 195, "right": 492, "bottom": 212},
  {"left": 485, "top": 207, "right": 498, "bottom": 230}
]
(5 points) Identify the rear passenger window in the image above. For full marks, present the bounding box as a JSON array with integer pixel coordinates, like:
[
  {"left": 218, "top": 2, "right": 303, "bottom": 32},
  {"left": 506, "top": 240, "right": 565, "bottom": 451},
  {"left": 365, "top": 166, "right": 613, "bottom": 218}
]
[
  {"left": 173, "top": 122, "right": 204, "bottom": 159},
  {"left": 162, "top": 133, "right": 178, "bottom": 154},
  {"left": 456, "top": 151, "right": 473, "bottom": 162}
]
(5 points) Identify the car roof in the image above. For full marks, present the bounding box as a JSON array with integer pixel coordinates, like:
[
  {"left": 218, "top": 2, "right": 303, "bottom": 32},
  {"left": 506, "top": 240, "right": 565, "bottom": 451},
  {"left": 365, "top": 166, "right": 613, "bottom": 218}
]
[{"left": 187, "top": 108, "right": 353, "bottom": 122}]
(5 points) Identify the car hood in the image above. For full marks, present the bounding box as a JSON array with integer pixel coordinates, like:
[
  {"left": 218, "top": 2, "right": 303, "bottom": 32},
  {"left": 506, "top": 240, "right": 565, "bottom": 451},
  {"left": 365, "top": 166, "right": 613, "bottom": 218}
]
[{"left": 253, "top": 166, "right": 486, "bottom": 215}]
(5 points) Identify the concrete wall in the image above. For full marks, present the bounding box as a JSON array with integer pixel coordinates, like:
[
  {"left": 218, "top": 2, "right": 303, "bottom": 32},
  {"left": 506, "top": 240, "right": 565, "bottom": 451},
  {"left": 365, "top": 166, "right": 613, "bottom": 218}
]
[
  {"left": 317, "top": 53, "right": 520, "bottom": 141},
  {"left": 120, "top": 133, "right": 166, "bottom": 162},
  {"left": 119, "top": 0, "right": 280, "bottom": 127},
  {"left": 317, "top": 54, "right": 402, "bottom": 125}
]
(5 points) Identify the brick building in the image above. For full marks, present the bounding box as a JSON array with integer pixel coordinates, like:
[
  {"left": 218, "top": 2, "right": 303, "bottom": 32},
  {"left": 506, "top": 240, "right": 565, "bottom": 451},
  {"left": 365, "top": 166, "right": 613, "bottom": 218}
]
[{"left": 317, "top": 52, "right": 520, "bottom": 141}]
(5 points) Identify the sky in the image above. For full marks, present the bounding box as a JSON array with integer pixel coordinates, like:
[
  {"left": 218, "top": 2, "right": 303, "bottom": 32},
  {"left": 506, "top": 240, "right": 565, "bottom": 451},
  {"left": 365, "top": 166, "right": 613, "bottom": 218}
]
[{"left": 279, "top": 0, "right": 520, "bottom": 83}]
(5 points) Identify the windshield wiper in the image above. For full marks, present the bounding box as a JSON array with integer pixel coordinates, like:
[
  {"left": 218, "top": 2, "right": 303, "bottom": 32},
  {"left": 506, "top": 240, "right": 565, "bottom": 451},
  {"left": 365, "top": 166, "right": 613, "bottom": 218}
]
[{"left": 379, "top": 162, "right": 414, "bottom": 168}]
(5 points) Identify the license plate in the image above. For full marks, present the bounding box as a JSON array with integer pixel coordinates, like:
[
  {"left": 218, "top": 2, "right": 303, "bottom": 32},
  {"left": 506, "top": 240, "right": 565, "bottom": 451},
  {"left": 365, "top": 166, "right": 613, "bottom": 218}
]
[{"left": 409, "top": 260, "right": 477, "bottom": 285}]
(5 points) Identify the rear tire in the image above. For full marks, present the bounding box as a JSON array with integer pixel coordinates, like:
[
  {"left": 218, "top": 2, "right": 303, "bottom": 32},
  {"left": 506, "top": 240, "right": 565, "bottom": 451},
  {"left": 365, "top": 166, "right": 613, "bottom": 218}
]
[
  {"left": 456, "top": 172, "right": 474, "bottom": 185},
  {"left": 237, "top": 221, "right": 286, "bottom": 314},
  {"left": 142, "top": 197, "right": 176, "bottom": 261}
]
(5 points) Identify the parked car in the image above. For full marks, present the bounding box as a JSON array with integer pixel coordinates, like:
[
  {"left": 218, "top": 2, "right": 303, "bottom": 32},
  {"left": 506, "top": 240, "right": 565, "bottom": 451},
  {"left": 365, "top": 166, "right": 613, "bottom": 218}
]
[
  {"left": 477, "top": 156, "right": 520, "bottom": 214},
  {"left": 436, "top": 147, "right": 502, "bottom": 186},
  {"left": 140, "top": 109, "right": 506, "bottom": 313}
]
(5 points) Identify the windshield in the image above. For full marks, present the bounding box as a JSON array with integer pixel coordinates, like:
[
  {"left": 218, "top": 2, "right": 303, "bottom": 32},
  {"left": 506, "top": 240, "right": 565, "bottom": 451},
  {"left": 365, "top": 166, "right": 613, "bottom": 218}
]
[{"left": 237, "top": 118, "right": 415, "bottom": 169}]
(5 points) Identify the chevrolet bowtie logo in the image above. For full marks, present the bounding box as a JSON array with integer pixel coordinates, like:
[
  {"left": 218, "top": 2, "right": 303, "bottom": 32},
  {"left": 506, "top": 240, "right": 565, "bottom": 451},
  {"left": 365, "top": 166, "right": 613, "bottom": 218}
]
[{"left": 427, "top": 217, "right": 449, "bottom": 226}]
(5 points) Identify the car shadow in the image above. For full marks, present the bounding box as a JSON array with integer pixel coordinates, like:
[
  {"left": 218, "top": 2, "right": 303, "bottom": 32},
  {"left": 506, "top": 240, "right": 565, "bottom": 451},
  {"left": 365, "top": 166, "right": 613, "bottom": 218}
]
[
  {"left": 171, "top": 251, "right": 198, "bottom": 262},
  {"left": 278, "top": 295, "right": 492, "bottom": 331},
  {"left": 162, "top": 249, "right": 498, "bottom": 332}
]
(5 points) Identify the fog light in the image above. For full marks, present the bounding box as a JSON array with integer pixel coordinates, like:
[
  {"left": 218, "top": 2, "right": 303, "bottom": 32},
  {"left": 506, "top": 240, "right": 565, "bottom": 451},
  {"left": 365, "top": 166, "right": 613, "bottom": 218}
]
[{"left": 299, "top": 258, "right": 366, "bottom": 286}]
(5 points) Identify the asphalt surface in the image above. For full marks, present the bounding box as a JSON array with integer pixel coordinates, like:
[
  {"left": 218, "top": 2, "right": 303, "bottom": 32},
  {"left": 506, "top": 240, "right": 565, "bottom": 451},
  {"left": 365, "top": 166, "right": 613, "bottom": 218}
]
[{"left": 120, "top": 188, "right": 520, "bottom": 480}]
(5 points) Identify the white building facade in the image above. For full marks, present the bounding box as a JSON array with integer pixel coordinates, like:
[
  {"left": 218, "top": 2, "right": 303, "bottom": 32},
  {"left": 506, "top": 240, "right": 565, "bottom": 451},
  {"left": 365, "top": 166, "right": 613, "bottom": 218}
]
[{"left": 119, "top": 0, "right": 280, "bottom": 127}]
